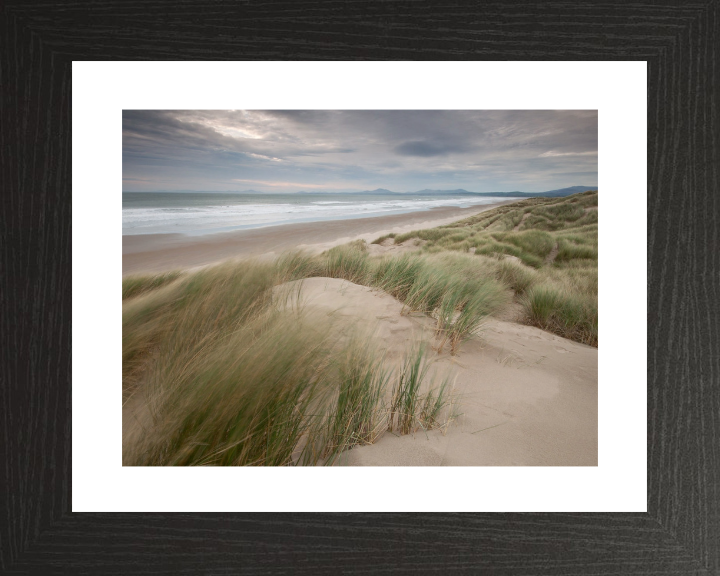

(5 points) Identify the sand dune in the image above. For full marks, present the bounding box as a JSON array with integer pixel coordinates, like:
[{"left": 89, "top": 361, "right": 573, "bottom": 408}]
[{"left": 279, "top": 277, "right": 597, "bottom": 466}]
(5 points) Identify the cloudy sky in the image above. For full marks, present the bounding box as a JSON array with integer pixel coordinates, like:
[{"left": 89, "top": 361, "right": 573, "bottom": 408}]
[{"left": 122, "top": 110, "right": 597, "bottom": 193}]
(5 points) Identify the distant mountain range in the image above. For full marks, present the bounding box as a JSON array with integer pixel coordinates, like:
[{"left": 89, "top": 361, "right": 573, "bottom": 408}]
[{"left": 298, "top": 185, "right": 597, "bottom": 197}]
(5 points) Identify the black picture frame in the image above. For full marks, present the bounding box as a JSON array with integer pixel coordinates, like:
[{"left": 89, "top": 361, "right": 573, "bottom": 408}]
[{"left": 2, "top": 3, "right": 718, "bottom": 574}]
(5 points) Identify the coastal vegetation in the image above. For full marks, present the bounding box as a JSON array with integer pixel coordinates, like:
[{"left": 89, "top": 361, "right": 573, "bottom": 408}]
[
  {"left": 122, "top": 259, "right": 456, "bottom": 466},
  {"left": 122, "top": 270, "right": 182, "bottom": 300},
  {"left": 373, "top": 191, "right": 598, "bottom": 346},
  {"left": 122, "top": 191, "right": 597, "bottom": 466}
]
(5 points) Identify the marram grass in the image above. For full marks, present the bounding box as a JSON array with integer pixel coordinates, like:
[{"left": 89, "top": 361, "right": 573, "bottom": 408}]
[
  {"left": 123, "top": 257, "right": 456, "bottom": 466},
  {"left": 372, "top": 191, "right": 598, "bottom": 346}
]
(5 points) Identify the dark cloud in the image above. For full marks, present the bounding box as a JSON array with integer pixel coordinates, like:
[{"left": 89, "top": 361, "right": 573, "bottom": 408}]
[
  {"left": 395, "top": 140, "right": 467, "bottom": 157},
  {"left": 123, "top": 110, "right": 597, "bottom": 192}
]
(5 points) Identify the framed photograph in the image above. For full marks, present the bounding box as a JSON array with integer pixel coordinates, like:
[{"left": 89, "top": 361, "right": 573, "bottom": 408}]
[
  {"left": 117, "top": 107, "right": 602, "bottom": 473},
  {"left": 3, "top": 3, "right": 718, "bottom": 574}
]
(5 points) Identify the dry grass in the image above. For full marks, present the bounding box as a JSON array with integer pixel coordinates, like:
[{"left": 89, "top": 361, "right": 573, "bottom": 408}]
[
  {"left": 123, "top": 259, "right": 455, "bottom": 466},
  {"left": 374, "top": 191, "right": 598, "bottom": 346},
  {"left": 122, "top": 271, "right": 182, "bottom": 300}
]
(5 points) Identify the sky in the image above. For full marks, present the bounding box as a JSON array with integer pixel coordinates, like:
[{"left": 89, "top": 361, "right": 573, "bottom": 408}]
[{"left": 122, "top": 110, "right": 598, "bottom": 193}]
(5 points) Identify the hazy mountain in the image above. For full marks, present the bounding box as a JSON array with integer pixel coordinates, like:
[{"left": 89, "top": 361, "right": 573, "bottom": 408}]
[
  {"left": 348, "top": 186, "right": 597, "bottom": 197},
  {"left": 526, "top": 186, "right": 598, "bottom": 197}
]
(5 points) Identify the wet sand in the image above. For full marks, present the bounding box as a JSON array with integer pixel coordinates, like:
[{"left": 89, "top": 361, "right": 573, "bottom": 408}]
[{"left": 123, "top": 201, "right": 515, "bottom": 275}]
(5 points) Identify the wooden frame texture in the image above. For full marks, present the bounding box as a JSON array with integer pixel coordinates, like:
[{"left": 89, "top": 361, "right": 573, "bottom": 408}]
[{"left": 1, "top": 2, "right": 718, "bottom": 574}]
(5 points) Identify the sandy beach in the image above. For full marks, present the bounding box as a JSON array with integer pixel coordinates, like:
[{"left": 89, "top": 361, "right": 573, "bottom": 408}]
[{"left": 123, "top": 201, "right": 514, "bottom": 275}]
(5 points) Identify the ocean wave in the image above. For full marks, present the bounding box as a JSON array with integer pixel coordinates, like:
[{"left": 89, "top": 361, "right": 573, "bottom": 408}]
[{"left": 122, "top": 197, "right": 504, "bottom": 235}]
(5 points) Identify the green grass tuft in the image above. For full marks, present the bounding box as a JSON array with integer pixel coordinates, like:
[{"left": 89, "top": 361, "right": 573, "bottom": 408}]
[
  {"left": 495, "top": 259, "right": 537, "bottom": 294},
  {"left": 523, "top": 285, "right": 597, "bottom": 346},
  {"left": 323, "top": 242, "right": 371, "bottom": 283},
  {"left": 389, "top": 344, "right": 431, "bottom": 435},
  {"left": 371, "top": 233, "right": 396, "bottom": 245},
  {"left": 122, "top": 271, "right": 182, "bottom": 300}
]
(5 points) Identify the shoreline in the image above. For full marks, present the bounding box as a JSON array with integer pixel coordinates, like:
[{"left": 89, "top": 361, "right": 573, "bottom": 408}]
[{"left": 123, "top": 200, "right": 516, "bottom": 276}]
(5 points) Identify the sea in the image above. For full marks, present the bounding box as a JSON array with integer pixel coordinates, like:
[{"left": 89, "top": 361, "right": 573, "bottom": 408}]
[{"left": 122, "top": 192, "right": 512, "bottom": 236}]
